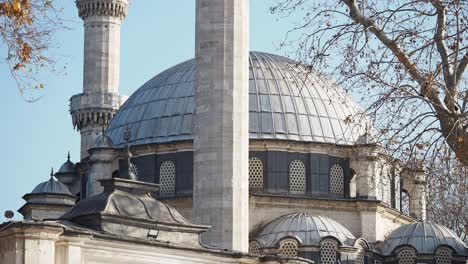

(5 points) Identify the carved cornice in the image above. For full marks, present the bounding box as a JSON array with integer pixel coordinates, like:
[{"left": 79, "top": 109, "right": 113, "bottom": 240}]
[
  {"left": 69, "top": 92, "right": 123, "bottom": 130},
  {"left": 76, "top": 0, "right": 128, "bottom": 20},
  {"left": 71, "top": 109, "right": 116, "bottom": 130}
]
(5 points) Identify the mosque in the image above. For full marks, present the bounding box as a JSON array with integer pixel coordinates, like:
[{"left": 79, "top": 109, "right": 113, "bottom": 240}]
[{"left": 0, "top": 0, "right": 467, "bottom": 263}]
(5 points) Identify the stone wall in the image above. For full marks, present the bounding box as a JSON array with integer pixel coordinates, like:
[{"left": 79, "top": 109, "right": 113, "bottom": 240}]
[
  {"left": 163, "top": 194, "right": 414, "bottom": 243},
  {"left": 0, "top": 221, "right": 310, "bottom": 264}
]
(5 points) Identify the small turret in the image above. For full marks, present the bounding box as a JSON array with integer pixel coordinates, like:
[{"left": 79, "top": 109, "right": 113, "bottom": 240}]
[
  {"left": 18, "top": 169, "right": 77, "bottom": 220},
  {"left": 55, "top": 152, "right": 79, "bottom": 195},
  {"left": 86, "top": 128, "right": 118, "bottom": 198}
]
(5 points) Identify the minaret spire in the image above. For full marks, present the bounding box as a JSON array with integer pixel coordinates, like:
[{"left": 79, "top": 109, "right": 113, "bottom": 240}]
[{"left": 71, "top": 0, "right": 129, "bottom": 159}]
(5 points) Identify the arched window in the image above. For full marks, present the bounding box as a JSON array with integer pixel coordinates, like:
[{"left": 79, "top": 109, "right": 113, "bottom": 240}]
[
  {"left": 391, "top": 174, "right": 401, "bottom": 210},
  {"left": 159, "top": 160, "right": 176, "bottom": 196},
  {"left": 349, "top": 168, "right": 356, "bottom": 198},
  {"left": 330, "top": 164, "right": 344, "bottom": 198},
  {"left": 320, "top": 239, "right": 338, "bottom": 264},
  {"left": 289, "top": 160, "right": 306, "bottom": 195},
  {"left": 398, "top": 249, "right": 416, "bottom": 264},
  {"left": 249, "top": 157, "right": 264, "bottom": 191},
  {"left": 435, "top": 248, "right": 452, "bottom": 264},
  {"left": 401, "top": 189, "right": 410, "bottom": 215},
  {"left": 354, "top": 240, "right": 366, "bottom": 264},
  {"left": 279, "top": 239, "right": 298, "bottom": 257},
  {"left": 249, "top": 240, "right": 261, "bottom": 255}
]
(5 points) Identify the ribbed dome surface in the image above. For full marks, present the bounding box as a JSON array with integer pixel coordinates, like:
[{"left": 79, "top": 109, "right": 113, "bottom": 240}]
[
  {"left": 107, "top": 52, "right": 368, "bottom": 147},
  {"left": 31, "top": 177, "right": 72, "bottom": 195},
  {"left": 253, "top": 212, "right": 356, "bottom": 247},
  {"left": 58, "top": 159, "right": 76, "bottom": 174},
  {"left": 377, "top": 222, "right": 467, "bottom": 255}
]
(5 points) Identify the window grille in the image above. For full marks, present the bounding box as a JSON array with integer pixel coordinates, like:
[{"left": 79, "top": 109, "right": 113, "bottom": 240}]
[
  {"left": 249, "top": 241, "right": 261, "bottom": 255},
  {"left": 130, "top": 163, "right": 138, "bottom": 177},
  {"left": 320, "top": 240, "right": 338, "bottom": 264},
  {"left": 249, "top": 157, "right": 264, "bottom": 191},
  {"left": 159, "top": 160, "right": 176, "bottom": 195},
  {"left": 398, "top": 249, "right": 416, "bottom": 264},
  {"left": 435, "top": 249, "right": 451, "bottom": 264},
  {"left": 279, "top": 240, "right": 298, "bottom": 257},
  {"left": 330, "top": 164, "right": 344, "bottom": 198},
  {"left": 289, "top": 160, "right": 306, "bottom": 194}
]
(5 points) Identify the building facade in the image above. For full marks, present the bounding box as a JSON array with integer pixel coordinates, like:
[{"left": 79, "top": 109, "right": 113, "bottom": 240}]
[{"left": 0, "top": 0, "right": 466, "bottom": 264}]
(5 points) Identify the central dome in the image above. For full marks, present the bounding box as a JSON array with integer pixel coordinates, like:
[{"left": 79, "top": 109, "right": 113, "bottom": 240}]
[{"left": 107, "top": 52, "right": 367, "bottom": 146}]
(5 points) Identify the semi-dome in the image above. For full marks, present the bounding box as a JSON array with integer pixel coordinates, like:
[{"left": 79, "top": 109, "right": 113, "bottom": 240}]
[
  {"left": 107, "top": 51, "right": 369, "bottom": 147},
  {"left": 31, "top": 172, "right": 73, "bottom": 195},
  {"left": 377, "top": 222, "right": 467, "bottom": 255},
  {"left": 252, "top": 212, "right": 356, "bottom": 247}
]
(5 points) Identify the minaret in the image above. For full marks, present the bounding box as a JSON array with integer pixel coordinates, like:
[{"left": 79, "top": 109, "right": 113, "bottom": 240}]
[
  {"left": 193, "top": 0, "right": 250, "bottom": 252},
  {"left": 70, "top": 0, "right": 129, "bottom": 159}
]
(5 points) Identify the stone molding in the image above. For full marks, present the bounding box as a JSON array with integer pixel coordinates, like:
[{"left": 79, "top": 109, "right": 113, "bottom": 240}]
[
  {"left": 76, "top": 0, "right": 129, "bottom": 20},
  {"left": 71, "top": 110, "right": 116, "bottom": 130},
  {"left": 163, "top": 194, "right": 415, "bottom": 223}
]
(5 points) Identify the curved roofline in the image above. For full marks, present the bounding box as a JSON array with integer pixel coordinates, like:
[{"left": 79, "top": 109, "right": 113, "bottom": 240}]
[
  {"left": 354, "top": 238, "right": 371, "bottom": 249},
  {"left": 378, "top": 221, "right": 467, "bottom": 256},
  {"left": 320, "top": 236, "right": 344, "bottom": 246},
  {"left": 434, "top": 244, "right": 461, "bottom": 255},
  {"left": 392, "top": 244, "right": 419, "bottom": 255},
  {"left": 106, "top": 51, "right": 372, "bottom": 147},
  {"left": 252, "top": 212, "right": 356, "bottom": 248},
  {"left": 31, "top": 177, "right": 73, "bottom": 195},
  {"left": 276, "top": 236, "right": 303, "bottom": 247}
]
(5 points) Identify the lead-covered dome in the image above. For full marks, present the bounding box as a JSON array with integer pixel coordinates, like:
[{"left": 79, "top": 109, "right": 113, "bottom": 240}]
[
  {"left": 107, "top": 51, "right": 368, "bottom": 147},
  {"left": 31, "top": 175, "right": 72, "bottom": 195},
  {"left": 377, "top": 222, "right": 467, "bottom": 255},
  {"left": 252, "top": 212, "right": 356, "bottom": 247},
  {"left": 57, "top": 153, "right": 76, "bottom": 174}
]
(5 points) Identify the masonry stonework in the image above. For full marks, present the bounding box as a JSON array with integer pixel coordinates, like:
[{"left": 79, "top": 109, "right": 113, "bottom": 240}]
[
  {"left": 71, "top": 0, "right": 129, "bottom": 159},
  {"left": 193, "top": 0, "right": 250, "bottom": 252}
]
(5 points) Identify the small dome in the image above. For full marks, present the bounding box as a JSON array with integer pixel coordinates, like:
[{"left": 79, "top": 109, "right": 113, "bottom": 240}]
[
  {"left": 57, "top": 152, "right": 76, "bottom": 174},
  {"left": 377, "top": 222, "right": 467, "bottom": 255},
  {"left": 31, "top": 172, "right": 72, "bottom": 195},
  {"left": 94, "top": 132, "right": 114, "bottom": 148},
  {"left": 107, "top": 51, "right": 370, "bottom": 147},
  {"left": 253, "top": 212, "right": 355, "bottom": 247}
]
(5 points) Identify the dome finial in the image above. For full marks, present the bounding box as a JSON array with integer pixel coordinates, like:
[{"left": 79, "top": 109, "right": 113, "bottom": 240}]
[
  {"left": 121, "top": 125, "right": 136, "bottom": 181},
  {"left": 50, "top": 167, "right": 54, "bottom": 178},
  {"left": 67, "top": 151, "right": 70, "bottom": 161}
]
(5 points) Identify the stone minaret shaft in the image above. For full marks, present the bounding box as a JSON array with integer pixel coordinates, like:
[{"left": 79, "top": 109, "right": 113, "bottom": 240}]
[
  {"left": 71, "top": 0, "right": 128, "bottom": 159},
  {"left": 193, "top": 0, "right": 250, "bottom": 252}
]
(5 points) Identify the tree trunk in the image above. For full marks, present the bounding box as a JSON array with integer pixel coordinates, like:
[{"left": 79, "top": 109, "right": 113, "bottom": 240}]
[{"left": 437, "top": 111, "right": 468, "bottom": 166}]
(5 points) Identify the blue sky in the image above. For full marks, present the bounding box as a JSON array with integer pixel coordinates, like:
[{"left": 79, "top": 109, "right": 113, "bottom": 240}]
[{"left": 0, "top": 1, "right": 297, "bottom": 222}]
